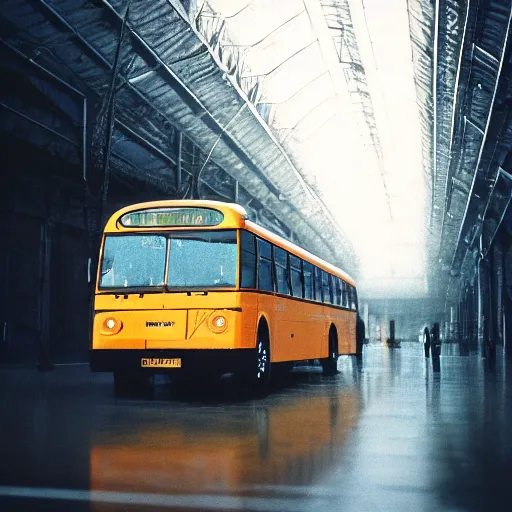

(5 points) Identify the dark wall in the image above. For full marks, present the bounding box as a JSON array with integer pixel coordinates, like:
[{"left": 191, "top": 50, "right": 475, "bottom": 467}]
[
  {"left": 1, "top": 136, "right": 89, "bottom": 365},
  {"left": 1, "top": 134, "right": 167, "bottom": 366}
]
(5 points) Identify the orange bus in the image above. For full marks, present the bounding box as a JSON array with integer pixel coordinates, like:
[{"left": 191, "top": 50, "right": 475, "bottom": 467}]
[{"left": 90, "top": 200, "right": 358, "bottom": 392}]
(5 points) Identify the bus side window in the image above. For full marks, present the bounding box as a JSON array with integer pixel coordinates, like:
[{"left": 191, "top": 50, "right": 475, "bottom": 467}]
[
  {"left": 274, "top": 246, "right": 290, "bottom": 295},
  {"left": 321, "top": 272, "right": 331, "bottom": 304},
  {"left": 257, "top": 238, "right": 274, "bottom": 292},
  {"left": 349, "top": 285, "right": 357, "bottom": 310},
  {"left": 303, "top": 262, "right": 314, "bottom": 300},
  {"left": 314, "top": 267, "right": 323, "bottom": 302},
  {"left": 290, "top": 255, "right": 303, "bottom": 298},
  {"left": 335, "top": 278, "right": 342, "bottom": 305},
  {"left": 240, "top": 230, "right": 256, "bottom": 288},
  {"left": 342, "top": 280, "right": 348, "bottom": 308}
]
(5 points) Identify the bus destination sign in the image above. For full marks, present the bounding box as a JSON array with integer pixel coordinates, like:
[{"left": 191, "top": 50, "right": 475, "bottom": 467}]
[{"left": 120, "top": 207, "right": 224, "bottom": 228}]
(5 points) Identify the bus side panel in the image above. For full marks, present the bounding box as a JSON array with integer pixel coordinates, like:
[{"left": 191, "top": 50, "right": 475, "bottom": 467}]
[
  {"left": 272, "top": 295, "right": 289, "bottom": 362},
  {"left": 282, "top": 300, "right": 325, "bottom": 362},
  {"left": 299, "top": 302, "right": 326, "bottom": 360},
  {"left": 253, "top": 293, "right": 275, "bottom": 360},
  {"left": 269, "top": 298, "right": 326, "bottom": 363},
  {"left": 239, "top": 291, "right": 259, "bottom": 349}
]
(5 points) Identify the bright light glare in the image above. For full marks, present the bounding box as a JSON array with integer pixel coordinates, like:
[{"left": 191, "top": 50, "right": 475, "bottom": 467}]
[
  {"left": 204, "top": 0, "right": 427, "bottom": 297},
  {"left": 345, "top": 0, "right": 427, "bottom": 295},
  {"left": 214, "top": 316, "right": 226, "bottom": 328}
]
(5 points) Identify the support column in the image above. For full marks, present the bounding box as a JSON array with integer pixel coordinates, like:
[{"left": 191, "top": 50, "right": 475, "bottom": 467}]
[
  {"left": 458, "top": 289, "right": 468, "bottom": 354},
  {"left": 492, "top": 243, "right": 504, "bottom": 347},
  {"left": 502, "top": 221, "right": 512, "bottom": 361},
  {"left": 478, "top": 252, "right": 494, "bottom": 361},
  {"left": 470, "top": 282, "right": 478, "bottom": 351},
  {"left": 363, "top": 303, "right": 369, "bottom": 342},
  {"left": 176, "top": 131, "right": 182, "bottom": 192},
  {"left": 38, "top": 217, "right": 53, "bottom": 371},
  {"left": 234, "top": 180, "right": 239, "bottom": 203},
  {"left": 450, "top": 304, "right": 459, "bottom": 343},
  {"left": 487, "top": 246, "right": 496, "bottom": 363},
  {"left": 477, "top": 258, "right": 486, "bottom": 356}
]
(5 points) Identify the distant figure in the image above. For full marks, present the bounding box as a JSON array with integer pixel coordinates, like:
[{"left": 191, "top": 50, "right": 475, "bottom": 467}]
[
  {"left": 356, "top": 315, "right": 365, "bottom": 358},
  {"left": 432, "top": 322, "right": 441, "bottom": 358},
  {"left": 423, "top": 326, "right": 431, "bottom": 358}
]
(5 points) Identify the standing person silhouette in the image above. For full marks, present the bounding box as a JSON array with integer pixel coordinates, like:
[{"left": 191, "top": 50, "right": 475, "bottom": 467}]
[
  {"left": 432, "top": 322, "right": 441, "bottom": 358},
  {"left": 356, "top": 314, "right": 365, "bottom": 358},
  {"left": 423, "top": 326, "right": 431, "bottom": 358}
]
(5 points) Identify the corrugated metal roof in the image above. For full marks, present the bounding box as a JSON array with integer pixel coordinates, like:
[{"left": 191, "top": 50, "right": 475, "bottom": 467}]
[
  {"left": 1, "top": 0, "right": 358, "bottom": 275},
  {"left": 426, "top": 0, "right": 512, "bottom": 303},
  {"left": 3, "top": 0, "right": 511, "bottom": 301}
]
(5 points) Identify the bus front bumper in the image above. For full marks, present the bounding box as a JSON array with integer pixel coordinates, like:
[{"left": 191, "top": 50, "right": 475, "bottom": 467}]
[{"left": 90, "top": 349, "right": 255, "bottom": 375}]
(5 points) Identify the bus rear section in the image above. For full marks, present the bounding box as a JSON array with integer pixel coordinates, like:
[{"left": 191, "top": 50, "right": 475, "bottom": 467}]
[{"left": 90, "top": 229, "right": 258, "bottom": 383}]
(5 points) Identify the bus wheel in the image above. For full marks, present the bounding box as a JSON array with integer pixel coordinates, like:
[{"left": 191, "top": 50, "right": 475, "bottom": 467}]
[
  {"left": 321, "top": 329, "right": 339, "bottom": 376},
  {"left": 252, "top": 324, "right": 271, "bottom": 391}
]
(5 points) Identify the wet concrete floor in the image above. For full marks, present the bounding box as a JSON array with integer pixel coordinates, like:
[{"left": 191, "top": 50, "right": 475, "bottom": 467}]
[{"left": 1, "top": 343, "right": 511, "bottom": 511}]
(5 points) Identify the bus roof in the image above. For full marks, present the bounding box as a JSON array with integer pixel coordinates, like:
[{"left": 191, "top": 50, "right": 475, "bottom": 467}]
[
  {"left": 103, "top": 199, "right": 248, "bottom": 232},
  {"left": 104, "top": 200, "right": 355, "bottom": 286}
]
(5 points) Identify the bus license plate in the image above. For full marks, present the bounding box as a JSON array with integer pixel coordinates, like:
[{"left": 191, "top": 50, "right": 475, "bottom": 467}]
[{"left": 141, "top": 358, "right": 181, "bottom": 368}]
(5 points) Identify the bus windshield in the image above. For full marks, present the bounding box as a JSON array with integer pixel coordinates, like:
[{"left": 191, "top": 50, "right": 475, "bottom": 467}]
[
  {"left": 99, "top": 230, "right": 237, "bottom": 290},
  {"left": 167, "top": 231, "right": 237, "bottom": 288}
]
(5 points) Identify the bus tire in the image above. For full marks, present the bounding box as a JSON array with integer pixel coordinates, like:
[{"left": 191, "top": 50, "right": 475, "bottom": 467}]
[
  {"left": 251, "top": 322, "right": 271, "bottom": 392},
  {"left": 321, "top": 328, "right": 339, "bottom": 376}
]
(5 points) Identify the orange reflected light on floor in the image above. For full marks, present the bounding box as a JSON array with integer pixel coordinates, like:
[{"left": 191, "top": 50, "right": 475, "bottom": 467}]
[{"left": 90, "top": 390, "right": 360, "bottom": 496}]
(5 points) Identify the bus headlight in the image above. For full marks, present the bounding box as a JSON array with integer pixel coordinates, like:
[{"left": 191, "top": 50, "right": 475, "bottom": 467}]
[
  {"left": 209, "top": 314, "right": 227, "bottom": 333},
  {"left": 101, "top": 317, "right": 123, "bottom": 335}
]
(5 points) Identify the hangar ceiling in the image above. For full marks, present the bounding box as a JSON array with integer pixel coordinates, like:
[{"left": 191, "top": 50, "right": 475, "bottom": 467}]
[
  {"left": 190, "top": 0, "right": 427, "bottom": 298},
  {"left": 424, "top": 0, "right": 512, "bottom": 308},
  {"left": 2, "top": 0, "right": 512, "bottom": 303},
  {"left": 1, "top": 0, "right": 358, "bottom": 278}
]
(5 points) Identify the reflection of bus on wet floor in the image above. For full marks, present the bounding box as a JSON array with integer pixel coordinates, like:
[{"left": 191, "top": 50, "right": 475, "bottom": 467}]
[
  {"left": 90, "top": 200, "right": 358, "bottom": 393},
  {"left": 90, "top": 389, "right": 360, "bottom": 495}
]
